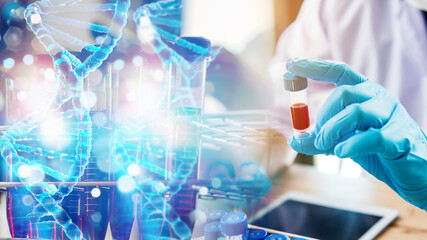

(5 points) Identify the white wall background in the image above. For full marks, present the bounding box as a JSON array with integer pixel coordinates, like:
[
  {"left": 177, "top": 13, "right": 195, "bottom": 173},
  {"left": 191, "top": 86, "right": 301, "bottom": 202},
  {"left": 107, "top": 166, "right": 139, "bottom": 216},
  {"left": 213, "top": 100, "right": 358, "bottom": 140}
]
[{"left": 182, "top": 0, "right": 274, "bottom": 55}]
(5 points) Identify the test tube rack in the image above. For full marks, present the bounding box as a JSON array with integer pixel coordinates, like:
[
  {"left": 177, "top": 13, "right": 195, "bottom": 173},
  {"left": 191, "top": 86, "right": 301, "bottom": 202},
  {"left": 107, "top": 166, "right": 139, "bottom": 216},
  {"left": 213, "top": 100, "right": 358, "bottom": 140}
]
[{"left": 198, "top": 109, "right": 285, "bottom": 148}]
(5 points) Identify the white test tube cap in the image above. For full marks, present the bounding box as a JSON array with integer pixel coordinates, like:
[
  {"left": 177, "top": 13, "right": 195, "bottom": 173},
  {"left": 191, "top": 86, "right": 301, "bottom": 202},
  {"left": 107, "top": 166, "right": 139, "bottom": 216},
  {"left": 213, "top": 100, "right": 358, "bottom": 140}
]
[
  {"left": 283, "top": 72, "right": 307, "bottom": 91},
  {"left": 206, "top": 210, "right": 227, "bottom": 223}
]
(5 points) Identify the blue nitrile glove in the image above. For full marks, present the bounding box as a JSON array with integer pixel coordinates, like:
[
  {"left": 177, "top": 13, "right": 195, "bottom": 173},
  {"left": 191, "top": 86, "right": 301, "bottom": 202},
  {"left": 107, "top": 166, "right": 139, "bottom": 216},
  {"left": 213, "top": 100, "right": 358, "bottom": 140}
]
[{"left": 286, "top": 58, "right": 427, "bottom": 210}]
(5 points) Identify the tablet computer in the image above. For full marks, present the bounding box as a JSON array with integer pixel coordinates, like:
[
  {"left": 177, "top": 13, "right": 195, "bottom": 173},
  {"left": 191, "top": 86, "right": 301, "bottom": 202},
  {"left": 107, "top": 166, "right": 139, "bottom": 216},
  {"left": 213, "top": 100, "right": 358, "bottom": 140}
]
[{"left": 248, "top": 191, "right": 398, "bottom": 240}]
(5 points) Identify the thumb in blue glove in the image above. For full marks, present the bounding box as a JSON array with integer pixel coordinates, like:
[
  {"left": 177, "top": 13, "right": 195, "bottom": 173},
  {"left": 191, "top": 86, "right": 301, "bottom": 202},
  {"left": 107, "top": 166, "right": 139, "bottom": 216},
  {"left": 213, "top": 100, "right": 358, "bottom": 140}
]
[{"left": 286, "top": 58, "right": 427, "bottom": 210}]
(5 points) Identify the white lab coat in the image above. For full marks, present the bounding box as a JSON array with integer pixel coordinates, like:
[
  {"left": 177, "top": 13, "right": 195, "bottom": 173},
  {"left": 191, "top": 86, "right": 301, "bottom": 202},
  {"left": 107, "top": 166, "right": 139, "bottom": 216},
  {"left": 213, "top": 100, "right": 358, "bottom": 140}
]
[{"left": 271, "top": 0, "right": 427, "bottom": 135}]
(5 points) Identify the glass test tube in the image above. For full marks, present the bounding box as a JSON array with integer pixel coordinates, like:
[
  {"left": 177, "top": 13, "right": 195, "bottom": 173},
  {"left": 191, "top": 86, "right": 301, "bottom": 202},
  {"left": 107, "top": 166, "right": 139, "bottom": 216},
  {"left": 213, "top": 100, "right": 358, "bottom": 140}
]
[
  {"left": 167, "top": 37, "right": 211, "bottom": 225},
  {"left": 168, "top": 37, "right": 210, "bottom": 114},
  {"left": 283, "top": 72, "right": 311, "bottom": 135}
]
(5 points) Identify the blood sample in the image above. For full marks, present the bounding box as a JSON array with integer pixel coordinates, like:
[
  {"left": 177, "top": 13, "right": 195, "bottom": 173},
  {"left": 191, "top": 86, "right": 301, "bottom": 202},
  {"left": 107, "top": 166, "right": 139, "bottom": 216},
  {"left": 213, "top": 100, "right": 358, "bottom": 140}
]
[
  {"left": 283, "top": 72, "right": 311, "bottom": 135},
  {"left": 290, "top": 103, "right": 310, "bottom": 132}
]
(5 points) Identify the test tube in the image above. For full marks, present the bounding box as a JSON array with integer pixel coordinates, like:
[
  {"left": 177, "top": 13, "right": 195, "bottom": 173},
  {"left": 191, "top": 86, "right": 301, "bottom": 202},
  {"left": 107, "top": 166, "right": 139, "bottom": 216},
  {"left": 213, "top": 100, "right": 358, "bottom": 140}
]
[
  {"left": 283, "top": 72, "right": 311, "bottom": 135},
  {"left": 167, "top": 37, "right": 211, "bottom": 225},
  {"left": 220, "top": 212, "right": 248, "bottom": 240},
  {"left": 168, "top": 36, "right": 211, "bottom": 114}
]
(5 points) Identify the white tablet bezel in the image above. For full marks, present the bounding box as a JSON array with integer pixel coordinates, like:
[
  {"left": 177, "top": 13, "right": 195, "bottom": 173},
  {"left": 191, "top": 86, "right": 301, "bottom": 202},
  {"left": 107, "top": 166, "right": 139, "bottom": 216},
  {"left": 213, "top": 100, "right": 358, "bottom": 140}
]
[{"left": 248, "top": 191, "right": 399, "bottom": 240}]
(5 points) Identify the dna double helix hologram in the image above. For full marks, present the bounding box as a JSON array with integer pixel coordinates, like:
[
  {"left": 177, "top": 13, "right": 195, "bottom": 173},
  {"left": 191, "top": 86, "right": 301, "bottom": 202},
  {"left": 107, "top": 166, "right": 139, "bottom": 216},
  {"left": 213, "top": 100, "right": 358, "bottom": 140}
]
[
  {"left": 108, "top": 0, "right": 220, "bottom": 238},
  {"left": 1, "top": 0, "right": 130, "bottom": 239}
]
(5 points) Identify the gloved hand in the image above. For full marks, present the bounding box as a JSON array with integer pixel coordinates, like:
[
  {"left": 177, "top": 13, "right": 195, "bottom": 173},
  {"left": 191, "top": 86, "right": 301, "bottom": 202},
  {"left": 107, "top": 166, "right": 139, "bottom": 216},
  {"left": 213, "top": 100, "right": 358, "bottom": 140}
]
[{"left": 286, "top": 58, "right": 427, "bottom": 210}]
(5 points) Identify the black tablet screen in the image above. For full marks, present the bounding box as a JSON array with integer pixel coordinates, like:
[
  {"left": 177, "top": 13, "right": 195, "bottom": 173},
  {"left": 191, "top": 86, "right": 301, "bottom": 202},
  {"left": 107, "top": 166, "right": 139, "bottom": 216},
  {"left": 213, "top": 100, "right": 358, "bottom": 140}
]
[{"left": 250, "top": 200, "right": 382, "bottom": 240}]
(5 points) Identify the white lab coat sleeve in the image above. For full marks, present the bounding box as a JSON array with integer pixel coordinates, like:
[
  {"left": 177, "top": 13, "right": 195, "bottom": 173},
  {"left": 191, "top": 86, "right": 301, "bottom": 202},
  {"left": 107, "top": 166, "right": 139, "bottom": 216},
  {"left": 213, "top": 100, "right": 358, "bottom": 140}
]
[{"left": 270, "top": 0, "right": 336, "bottom": 136}]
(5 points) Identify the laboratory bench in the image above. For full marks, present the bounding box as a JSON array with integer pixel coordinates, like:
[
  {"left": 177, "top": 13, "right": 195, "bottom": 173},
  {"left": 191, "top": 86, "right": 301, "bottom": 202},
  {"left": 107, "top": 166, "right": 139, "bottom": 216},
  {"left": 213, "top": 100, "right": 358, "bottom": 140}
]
[
  {"left": 0, "top": 164, "right": 426, "bottom": 239},
  {"left": 264, "top": 164, "right": 427, "bottom": 240}
]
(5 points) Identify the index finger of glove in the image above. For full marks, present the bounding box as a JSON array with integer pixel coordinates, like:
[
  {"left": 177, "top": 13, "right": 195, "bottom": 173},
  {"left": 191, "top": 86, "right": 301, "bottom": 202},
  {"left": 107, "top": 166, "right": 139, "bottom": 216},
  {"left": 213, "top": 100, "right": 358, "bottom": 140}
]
[{"left": 286, "top": 58, "right": 368, "bottom": 86}]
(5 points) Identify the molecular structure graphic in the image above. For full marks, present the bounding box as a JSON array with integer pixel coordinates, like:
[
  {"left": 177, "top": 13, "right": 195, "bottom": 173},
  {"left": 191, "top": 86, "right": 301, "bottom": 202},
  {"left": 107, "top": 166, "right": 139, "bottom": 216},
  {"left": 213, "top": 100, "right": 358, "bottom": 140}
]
[{"left": 0, "top": 0, "right": 130, "bottom": 239}]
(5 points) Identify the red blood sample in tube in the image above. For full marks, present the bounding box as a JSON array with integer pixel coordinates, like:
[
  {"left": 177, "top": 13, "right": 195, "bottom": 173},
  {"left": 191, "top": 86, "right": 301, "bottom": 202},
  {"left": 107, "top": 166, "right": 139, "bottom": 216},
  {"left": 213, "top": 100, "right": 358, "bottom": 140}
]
[{"left": 290, "top": 103, "right": 310, "bottom": 132}]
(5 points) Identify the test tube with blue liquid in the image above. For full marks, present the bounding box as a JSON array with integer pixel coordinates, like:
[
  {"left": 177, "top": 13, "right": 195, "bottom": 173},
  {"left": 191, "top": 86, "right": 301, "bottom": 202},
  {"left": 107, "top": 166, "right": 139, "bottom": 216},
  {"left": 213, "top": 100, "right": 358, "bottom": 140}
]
[
  {"left": 167, "top": 37, "right": 211, "bottom": 223},
  {"left": 3, "top": 75, "right": 44, "bottom": 239},
  {"left": 93, "top": 63, "right": 136, "bottom": 240}
]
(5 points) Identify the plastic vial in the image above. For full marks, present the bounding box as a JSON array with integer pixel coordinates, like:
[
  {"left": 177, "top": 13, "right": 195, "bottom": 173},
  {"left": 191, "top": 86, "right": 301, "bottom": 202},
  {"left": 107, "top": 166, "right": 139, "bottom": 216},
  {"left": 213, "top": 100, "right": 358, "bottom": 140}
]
[
  {"left": 283, "top": 72, "right": 311, "bottom": 136},
  {"left": 191, "top": 210, "right": 208, "bottom": 240},
  {"left": 247, "top": 229, "right": 268, "bottom": 240},
  {"left": 220, "top": 212, "right": 248, "bottom": 240},
  {"left": 204, "top": 222, "right": 223, "bottom": 240}
]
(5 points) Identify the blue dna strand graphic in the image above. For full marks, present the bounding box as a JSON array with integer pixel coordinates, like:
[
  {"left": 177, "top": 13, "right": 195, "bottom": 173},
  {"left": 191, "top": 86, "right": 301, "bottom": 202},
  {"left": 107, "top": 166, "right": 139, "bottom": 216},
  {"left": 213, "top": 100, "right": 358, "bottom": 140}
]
[
  {"left": 106, "top": 1, "right": 221, "bottom": 239},
  {"left": 110, "top": 115, "right": 192, "bottom": 239},
  {"left": 1, "top": 0, "right": 130, "bottom": 239}
]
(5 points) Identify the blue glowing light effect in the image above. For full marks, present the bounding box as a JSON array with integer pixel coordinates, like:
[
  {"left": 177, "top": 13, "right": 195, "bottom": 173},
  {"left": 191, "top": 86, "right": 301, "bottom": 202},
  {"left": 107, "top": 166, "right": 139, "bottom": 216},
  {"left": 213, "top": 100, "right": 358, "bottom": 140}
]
[
  {"left": 2, "top": 2, "right": 22, "bottom": 20},
  {"left": 0, "top": 0, "right": 130, "bottom": 239},
  {"left": 3, "top": 57, "right": 15, "bottom": 69},
  {"left": 132, "top": 55, "right": 144, "bottom": 66},
  {"left": 23, "top": 54, "right": 34, "bottom": 65},
  {"left": 117, "top": 175, "right": 136, "bottom": 193},
  {"left": 113, "top": 59, "right": 125, "bottom": 71}
]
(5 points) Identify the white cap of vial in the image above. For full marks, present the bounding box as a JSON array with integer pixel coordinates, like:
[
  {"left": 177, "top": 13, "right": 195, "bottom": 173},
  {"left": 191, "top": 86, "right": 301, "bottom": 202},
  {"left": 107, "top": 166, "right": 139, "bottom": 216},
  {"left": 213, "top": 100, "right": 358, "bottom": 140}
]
[{"left": 283, "top": 72, "right": 307, "bottom": 91}]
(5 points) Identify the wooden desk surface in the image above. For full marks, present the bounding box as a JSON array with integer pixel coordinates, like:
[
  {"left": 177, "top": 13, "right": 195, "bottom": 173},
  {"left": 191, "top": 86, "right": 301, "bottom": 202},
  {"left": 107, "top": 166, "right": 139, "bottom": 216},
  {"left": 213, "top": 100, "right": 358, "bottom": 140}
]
[{"left": 264, "top": 164, "right": 427, "bottom": 240}]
